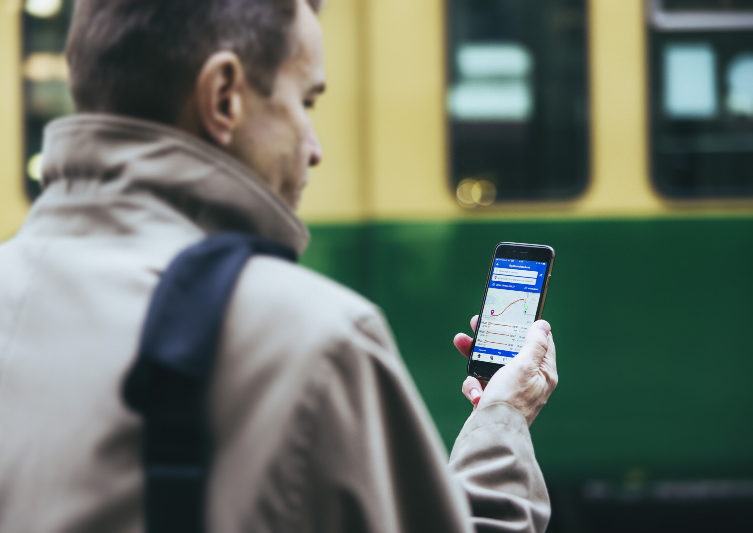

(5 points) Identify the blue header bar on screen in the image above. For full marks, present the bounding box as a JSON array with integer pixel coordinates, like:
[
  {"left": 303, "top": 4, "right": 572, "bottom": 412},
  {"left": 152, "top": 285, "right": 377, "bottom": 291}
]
[{"left": 489, "top": 259, "right": 547, "bottom": 293}]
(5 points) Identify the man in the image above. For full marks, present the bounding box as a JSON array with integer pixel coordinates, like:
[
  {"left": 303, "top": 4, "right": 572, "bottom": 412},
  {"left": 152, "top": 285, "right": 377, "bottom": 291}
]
[{"left": 0, "top": 0, "right": 558, "bottom": 531}]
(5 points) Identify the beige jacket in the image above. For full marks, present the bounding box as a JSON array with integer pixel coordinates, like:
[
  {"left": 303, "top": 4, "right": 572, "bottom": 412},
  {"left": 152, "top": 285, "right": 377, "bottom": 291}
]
[{"left": 0, "top": 115, "right": 550, "bottom": 533}]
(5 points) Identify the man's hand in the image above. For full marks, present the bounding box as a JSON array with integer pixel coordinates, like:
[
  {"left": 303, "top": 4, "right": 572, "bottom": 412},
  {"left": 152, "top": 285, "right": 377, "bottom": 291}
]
[{"left": 453, "top": 316, "right": 558, "bottom": 426}]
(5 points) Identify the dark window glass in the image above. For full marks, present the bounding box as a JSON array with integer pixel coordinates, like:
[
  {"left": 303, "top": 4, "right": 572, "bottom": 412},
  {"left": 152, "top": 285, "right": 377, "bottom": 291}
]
[
  {"left": 649, "top": 1, "right": 753, "bottom": 197},
  {"left": 664, "top": 0, "right": 753, "bottom": 11},
  {"left": 22, "top": 0, "right": 75, "bottom": 202},
  {"left": 446, "top": 0, "right": 589, "bottom": 207}
]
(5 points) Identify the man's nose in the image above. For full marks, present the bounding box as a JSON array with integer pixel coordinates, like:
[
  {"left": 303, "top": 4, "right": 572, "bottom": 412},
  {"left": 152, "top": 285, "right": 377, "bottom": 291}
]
[{"left": 308, "top": 134, "right": 322, "bottom": 167}]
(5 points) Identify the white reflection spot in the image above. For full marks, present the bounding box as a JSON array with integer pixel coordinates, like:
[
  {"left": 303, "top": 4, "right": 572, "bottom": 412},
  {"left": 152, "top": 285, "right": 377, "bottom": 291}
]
[
  {"left": 727, "top": 54, "right": 753, "bottom": 117},
  {"left": 27, "top": 153, "right": 43, "bottom": 182},
  {"left": 664, "top": 43, "right": 718, "bottom": 119},
  {"left": 25, "top": 0, "right": 63, "bottom": 18},
  {"left": 449, "top": 43, "right": 534, "bottom": 122}
]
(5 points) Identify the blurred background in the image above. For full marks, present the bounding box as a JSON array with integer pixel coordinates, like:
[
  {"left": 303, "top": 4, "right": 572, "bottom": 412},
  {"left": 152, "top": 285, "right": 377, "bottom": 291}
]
[{"left": 1, "top": 0, "right": 753, "bottom": 531}]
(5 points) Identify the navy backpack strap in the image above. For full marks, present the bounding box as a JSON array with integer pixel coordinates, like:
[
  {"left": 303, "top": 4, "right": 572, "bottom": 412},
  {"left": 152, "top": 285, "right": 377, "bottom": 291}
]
[{"left": 123, "top": 232, "right": 296, "bottom": 533}]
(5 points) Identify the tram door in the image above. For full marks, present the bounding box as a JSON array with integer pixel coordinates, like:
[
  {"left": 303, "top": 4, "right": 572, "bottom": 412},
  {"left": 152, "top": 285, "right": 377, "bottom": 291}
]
[{"left": 647, "top": 0, "right": 753, "bottom": 198}]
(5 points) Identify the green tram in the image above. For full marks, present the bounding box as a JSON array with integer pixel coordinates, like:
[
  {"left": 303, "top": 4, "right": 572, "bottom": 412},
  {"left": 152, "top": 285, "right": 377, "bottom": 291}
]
[{"left": 2, "top": 1, "right": 752, "bottom": 530}]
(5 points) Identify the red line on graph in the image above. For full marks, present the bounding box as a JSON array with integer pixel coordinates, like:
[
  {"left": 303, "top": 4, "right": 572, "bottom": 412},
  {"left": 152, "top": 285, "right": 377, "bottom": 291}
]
[
  {"left": 487, "top": 299, "right": 525, "bottom": 322},
  {"left": 486, "top": 332, "right": 510, "bottom": 337},
  {"left": 483, "top": 340, "right": 512, "bottom": 346}
]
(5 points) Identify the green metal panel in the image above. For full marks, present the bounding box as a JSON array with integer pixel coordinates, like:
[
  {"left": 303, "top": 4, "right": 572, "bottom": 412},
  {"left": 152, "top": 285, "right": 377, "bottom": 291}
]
[{"left": 302, "top": 218, "right": 753, "bottom": 484}]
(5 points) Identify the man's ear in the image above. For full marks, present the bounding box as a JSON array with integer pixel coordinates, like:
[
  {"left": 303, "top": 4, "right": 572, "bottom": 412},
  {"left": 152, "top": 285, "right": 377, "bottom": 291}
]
[{"left": 194, "top": 51, "right": 246, "bottom": 147}]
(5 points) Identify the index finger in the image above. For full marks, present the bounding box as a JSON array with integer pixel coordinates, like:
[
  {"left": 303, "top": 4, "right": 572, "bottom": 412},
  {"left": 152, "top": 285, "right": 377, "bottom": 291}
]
[
  {"left": 454, "top": 315, "right": 480, "bottom": 359},
  {"left": 454, "top": 333, "right": 472, "bottom": 358}
]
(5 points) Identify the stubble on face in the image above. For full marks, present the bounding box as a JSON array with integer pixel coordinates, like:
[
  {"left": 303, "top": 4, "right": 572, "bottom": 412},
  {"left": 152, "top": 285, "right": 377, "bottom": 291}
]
[{"left": 232, "top": 0, "right": 325, "bottom": 210}]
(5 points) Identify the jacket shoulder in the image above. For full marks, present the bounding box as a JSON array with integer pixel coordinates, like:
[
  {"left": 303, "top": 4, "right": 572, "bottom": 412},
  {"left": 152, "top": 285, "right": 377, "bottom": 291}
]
[
  {"left": 221, "top": 255, "right": 392, "bottom": 366},
  {"left": 241, "top": 255, "right": 376, "bottom": 322}
]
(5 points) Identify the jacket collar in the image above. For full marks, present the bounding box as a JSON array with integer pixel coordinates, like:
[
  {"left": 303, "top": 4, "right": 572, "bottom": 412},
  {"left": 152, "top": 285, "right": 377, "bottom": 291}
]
[{"left": 39, "top": 114, "right": 310, "bottom": 255}]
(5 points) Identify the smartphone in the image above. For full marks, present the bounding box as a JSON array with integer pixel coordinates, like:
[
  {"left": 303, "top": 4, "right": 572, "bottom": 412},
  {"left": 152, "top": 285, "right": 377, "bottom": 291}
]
[{"left": 467, "top": 242, "right": 555, "bottom": 380}]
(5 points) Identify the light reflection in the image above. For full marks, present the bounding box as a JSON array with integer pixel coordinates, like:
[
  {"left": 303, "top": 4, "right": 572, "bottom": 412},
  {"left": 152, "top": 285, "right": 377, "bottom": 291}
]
[
  {"left": 27, "top": 153, "right": 43, "bottom": 182},
  {"left": 24, "top": 53, "right": 69, "bottom": 82},
  {"left": 449, "top": 43, "right": 534, "bottom": 122},
  {"left": 456, "top": 179, "right": 477, "bottom": 207},
  {"left": 472, "top": 180, "right": 496, "bottom": 206},
  {"left": 449, "top": 81, "right": 532, "bottom": 122},
  {"left": 457, "top": 44, "right": 532, "bottom": 79},
  {"left": 663, "top": 43, "right": 718, "bottom": 119},
  {"left": 727, "top": 54, "right": 753, "bottom": 116},
  {"left": 25, "top": 0, "right": 63, "bottom": 18},
  {"left": 456, "top": 178, "right": 497, "bottom": 208}
]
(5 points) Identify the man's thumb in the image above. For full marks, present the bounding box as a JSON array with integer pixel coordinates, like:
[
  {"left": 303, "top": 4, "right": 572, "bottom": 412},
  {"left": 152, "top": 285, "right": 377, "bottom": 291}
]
[{"left": 518, "top": 320, "right": 550, "bottom": 365}]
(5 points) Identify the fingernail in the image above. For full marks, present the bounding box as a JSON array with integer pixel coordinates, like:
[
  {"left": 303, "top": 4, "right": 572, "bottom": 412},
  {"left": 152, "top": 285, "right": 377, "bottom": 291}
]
[{"left": 469, "top": 388, "right": 481, "bottom": 403}]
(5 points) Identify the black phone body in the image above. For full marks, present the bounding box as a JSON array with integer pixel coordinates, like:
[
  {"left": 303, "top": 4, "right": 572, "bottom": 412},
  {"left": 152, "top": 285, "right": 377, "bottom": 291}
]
[{"left": 467, "top": 242, "right": 555, "bottom": 380}]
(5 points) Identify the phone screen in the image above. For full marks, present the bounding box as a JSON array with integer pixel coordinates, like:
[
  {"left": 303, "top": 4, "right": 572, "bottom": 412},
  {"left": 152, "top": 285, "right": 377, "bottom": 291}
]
[{"left": 471, "top": 258, "right": 549, "bottom": 366}]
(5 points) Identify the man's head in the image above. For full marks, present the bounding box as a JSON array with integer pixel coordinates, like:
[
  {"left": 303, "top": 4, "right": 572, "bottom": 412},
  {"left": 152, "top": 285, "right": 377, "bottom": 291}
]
[{"left": 67, "top": 0, "right": 325, "bottom": 208}]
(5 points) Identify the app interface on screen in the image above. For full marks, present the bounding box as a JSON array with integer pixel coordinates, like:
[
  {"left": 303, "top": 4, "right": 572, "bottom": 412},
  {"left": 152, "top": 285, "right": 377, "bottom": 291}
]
[{"left": 472, "top": 258, "right": 548, "bottom": 366}]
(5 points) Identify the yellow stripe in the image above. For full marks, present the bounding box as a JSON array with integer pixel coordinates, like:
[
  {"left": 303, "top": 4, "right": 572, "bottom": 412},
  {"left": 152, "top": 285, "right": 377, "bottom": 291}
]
[
  {"left": 298, "top": 0, "right": 366, "bottom": 222},
  {"left": 0, "top": 1, "right": 28, "bottom": 240}
]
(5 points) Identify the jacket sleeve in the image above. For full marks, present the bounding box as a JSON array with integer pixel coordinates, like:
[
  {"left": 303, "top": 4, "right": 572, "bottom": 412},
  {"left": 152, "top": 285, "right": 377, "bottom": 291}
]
[
  {"left": 448, "top": 402, "right": 551, "bottom": 532},
  {"left": 296, "top": 311, "right": 550, "bottom": 533}
]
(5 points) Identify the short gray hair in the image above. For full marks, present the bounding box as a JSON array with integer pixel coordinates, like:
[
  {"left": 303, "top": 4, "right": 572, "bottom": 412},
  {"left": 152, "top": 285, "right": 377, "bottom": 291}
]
[{"left": 66, "top": 0, "right": 321, "bottom": 124}]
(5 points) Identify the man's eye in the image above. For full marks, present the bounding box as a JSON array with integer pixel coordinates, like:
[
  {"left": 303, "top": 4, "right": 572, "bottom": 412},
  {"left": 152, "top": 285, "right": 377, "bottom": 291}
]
[{"left": 304, "top": 100, "right": 315, "bottom": 110}]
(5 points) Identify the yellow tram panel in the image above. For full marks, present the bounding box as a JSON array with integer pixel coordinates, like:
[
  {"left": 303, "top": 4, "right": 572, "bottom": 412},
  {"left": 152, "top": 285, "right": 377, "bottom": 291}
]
[
  {"left": 0, "top": 1, "right": 25, "bottom": 241},
  {"left": 301, "top": 0, "right": 753, "bottom": 222},
  {"left": 296, "top": 0, "right": 366, "bottom": 222}
]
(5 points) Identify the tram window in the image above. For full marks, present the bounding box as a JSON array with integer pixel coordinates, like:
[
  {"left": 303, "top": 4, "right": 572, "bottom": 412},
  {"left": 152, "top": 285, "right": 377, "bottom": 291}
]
[
  {"left": 22, "top": 0, "right": 74, "bottom": 201},
  {"left": 648, "top": 0, "right": 753, "bottom": 197},
  {"left": 446, "top": 0, "right": 589, "bottom": 206}
]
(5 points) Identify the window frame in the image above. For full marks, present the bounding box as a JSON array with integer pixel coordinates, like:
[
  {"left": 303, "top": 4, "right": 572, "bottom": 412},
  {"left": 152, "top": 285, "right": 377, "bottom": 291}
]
[{"left": 647, "top": 0, "right": 753, "bottom": 31}]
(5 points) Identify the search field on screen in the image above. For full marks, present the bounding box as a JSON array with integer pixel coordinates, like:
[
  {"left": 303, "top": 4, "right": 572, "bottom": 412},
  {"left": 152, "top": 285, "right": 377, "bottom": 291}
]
[{"left": 493, "top": 267, "right": 538, "bottom": 278}]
